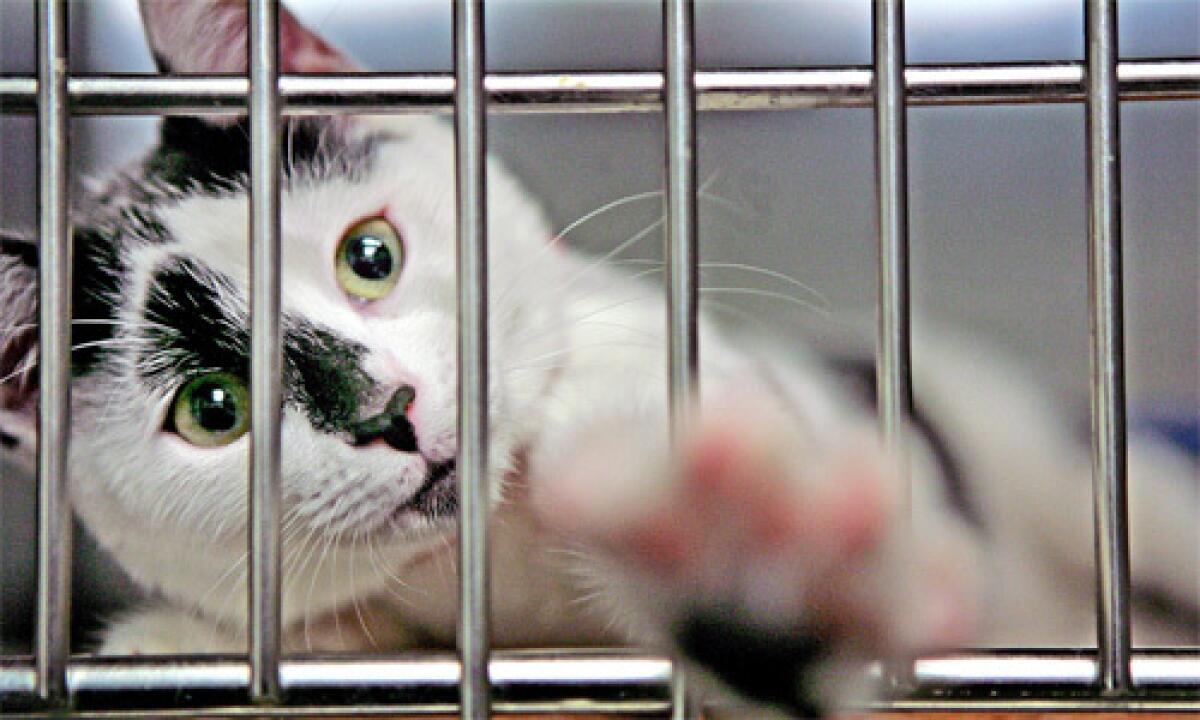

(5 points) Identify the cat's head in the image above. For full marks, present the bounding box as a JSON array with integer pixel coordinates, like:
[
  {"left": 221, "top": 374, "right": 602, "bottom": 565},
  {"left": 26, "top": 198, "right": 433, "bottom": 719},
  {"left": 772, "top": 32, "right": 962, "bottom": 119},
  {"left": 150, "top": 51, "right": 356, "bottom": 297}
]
[{"left": 0, "top": 0, "right": 566, "bottom": 610}]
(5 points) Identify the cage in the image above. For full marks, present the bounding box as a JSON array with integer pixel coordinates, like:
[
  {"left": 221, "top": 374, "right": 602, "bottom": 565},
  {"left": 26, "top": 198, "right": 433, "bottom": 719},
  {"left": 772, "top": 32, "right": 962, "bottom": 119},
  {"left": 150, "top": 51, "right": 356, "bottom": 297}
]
[{"left": 0, "top": 0, "right": 1198, "bottom": 717}]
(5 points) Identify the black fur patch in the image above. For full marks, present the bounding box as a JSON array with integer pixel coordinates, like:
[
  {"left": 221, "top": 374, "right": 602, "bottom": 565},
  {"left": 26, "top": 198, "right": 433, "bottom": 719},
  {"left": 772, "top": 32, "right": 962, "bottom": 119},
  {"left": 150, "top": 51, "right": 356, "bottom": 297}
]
[
  {"left": 284, "top": 325, "right": 375, "bottom": 434},
  {"left": 1133, "top": 583, "right": 1200, "bottom": 635},
  {"left": 71, "top": 229, "right": 124, "bottom": 376},
  {"left": 145, "top": 117, "right": 373, "bottom": 195},
  {"left": 142, "top": 259, "right": 248, "bottom": 381},
  {"left": 0, "top": 232, "right": 39, "bottom": 268},
  {"left": 141, "top": 258, "right": 374, "bottom": 434},
  {"left": 828, "top": 356, "right": 981, "bottom": 529},
  {"left": 0, "top": 227, "right": 123, "bottom": 380},
  {"left": 674, "top": 601, "right": 830, "bottom": 717}
]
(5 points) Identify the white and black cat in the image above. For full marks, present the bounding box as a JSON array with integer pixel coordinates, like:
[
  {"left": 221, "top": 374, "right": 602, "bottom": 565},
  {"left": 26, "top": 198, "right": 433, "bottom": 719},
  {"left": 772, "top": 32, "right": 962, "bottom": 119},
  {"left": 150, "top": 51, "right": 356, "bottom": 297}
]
[{"left": 0, "top": 1, "right": 1196, "bottom": 715}]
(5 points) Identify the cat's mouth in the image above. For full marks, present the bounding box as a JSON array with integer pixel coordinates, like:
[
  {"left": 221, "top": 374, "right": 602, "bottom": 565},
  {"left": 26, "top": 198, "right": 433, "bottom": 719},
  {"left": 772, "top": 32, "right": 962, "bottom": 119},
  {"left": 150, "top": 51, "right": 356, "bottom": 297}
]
[{"left": 396, "top": 459, "right": 458, "bottom": 521}]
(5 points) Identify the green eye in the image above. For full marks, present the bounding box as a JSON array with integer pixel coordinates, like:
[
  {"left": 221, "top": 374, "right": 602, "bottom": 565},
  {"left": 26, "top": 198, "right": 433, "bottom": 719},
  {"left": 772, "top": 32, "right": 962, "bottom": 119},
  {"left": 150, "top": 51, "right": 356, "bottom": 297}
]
[
  {"left": 336, "top": 217, "right": 403, "bottom": 301},
  {"left": 171, "top": 372, "right": 250, "bottom": 447}
]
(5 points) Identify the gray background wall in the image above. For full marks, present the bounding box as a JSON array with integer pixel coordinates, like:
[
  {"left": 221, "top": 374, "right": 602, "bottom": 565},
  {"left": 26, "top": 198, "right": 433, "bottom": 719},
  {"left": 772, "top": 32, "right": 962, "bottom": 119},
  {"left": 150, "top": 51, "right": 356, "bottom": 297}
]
[{"left": 2, "top": 0, "right": 1197, "bottom": 651}]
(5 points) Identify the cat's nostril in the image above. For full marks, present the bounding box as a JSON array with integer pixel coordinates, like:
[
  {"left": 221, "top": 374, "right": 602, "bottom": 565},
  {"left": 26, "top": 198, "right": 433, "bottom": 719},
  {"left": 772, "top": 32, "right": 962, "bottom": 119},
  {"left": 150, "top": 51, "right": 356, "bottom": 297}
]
[
  {"left": 386, "top": 384, "right": 416, "bottom": 418},
  {"left": 351, "top": 384, "right": 419, "bottom": 451},
  {"left": 382, "top": 414, "right": 419, "bottom": 453}
]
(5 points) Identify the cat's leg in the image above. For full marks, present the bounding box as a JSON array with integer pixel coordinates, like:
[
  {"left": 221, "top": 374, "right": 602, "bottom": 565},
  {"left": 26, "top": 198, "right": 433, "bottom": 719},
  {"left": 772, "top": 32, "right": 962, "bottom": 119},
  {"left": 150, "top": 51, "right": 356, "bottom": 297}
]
[
  {"left": 1022, "top": 438, "right": 1200, "bottom": 643},
  {"left": 1126, "top": 437, "right": 1199, "bottom": 639},
  {"left": 98, "top": 605, "right": 243, "bottom": 655},
  {"left": 907, "top": 337, "right": 1198, "bottom": 644},
  {"left": 99, "top": 601, "right": 432, "bottom": 655},
  {"left": 528, "top": 387, "right": 982, "bottom": 714}
]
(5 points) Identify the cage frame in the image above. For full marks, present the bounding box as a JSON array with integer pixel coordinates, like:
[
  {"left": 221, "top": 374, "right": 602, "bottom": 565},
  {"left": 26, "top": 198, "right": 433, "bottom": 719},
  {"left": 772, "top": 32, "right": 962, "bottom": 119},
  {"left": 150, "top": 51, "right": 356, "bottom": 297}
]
[{"left": 1, "top": 0, "right": 1199, "bottom": 716}]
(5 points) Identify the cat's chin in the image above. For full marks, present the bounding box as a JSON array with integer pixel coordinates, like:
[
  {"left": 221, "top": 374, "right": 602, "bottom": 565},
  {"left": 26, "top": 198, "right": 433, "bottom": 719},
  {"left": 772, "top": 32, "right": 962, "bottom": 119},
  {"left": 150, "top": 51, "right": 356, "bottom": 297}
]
[{"left": 355, "top": 459, "right": 459, "bottom": 543}]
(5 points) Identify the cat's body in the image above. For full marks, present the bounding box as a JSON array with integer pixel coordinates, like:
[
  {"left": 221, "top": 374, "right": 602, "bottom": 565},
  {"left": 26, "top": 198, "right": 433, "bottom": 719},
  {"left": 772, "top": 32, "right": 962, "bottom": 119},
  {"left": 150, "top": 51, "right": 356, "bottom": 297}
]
[{"left": 1, "top": 2, "right": 1196, "bottom": 715}]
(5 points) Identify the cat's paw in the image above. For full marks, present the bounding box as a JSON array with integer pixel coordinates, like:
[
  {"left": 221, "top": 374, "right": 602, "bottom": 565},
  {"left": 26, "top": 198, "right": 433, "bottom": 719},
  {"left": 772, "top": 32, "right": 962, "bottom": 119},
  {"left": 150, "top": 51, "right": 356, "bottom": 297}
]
[
  {"left": 99, "top": 606, "right": 243, "bottom": 655},
  {"left": 532, "top": 394, "right": 979, "bottom": 713}
]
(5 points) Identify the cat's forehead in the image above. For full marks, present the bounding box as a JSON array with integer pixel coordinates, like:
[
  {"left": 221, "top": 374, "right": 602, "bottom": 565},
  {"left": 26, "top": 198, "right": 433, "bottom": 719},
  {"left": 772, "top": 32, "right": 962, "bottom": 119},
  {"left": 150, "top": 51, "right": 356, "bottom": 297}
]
[{"left": 143, "top": 157, "right": 440, "bottom": 300}]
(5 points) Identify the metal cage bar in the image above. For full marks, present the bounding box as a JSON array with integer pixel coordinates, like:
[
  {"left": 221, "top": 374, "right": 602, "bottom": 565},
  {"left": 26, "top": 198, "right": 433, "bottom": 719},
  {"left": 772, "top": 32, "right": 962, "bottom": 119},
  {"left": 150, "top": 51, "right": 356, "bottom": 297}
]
[
  {"left": 663, "top": 1, "right": 700, "bottom": 432},
  {"left": 662, "top": 0, "right": 700, "bottom": 712},
  {"left": 1084, "top": 0, "right": 1133, "bottom": 695},
  {"left": 247, "top": 0, "right": 285, "bottom": 704},
  {"left": 871, "top": 0, "right": 915, "bottom": 696},
  {"left": 1, "top": 60, "right": 1198, "bottom": 115},
  {"left": 871, "top": 0, "right": 913, "bottom": 494},
  {"left": 3, "top": 1, "right": 1199, "bottom": 715},
  {"left": 4, "top": 650, "right": 1200, "bottom": 713},
  {"left": 453, "top": 1, "right": 492, "bottom": 718},
  {"left": 33, "top": 0, "right": 72, "bottom": 705}
]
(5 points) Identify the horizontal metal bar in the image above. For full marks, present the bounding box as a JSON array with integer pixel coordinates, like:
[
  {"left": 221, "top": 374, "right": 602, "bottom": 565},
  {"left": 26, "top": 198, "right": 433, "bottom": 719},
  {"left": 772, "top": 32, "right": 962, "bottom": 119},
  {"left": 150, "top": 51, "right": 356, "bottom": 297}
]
[
  {"left": 3, "top": 650, "right": 1200, "bottom": 714},
  {"left": 0, "top": 651, "right": 673, "bottom": 714},
  {"left": 0, "top": 60, "right": 1196, "bottom": 115},
  {"left": 873, "top": 698, "right": 1200, "bottom": 713},
  {"left": 911, "top": 649, "right": 1200, "bottom": 687}
]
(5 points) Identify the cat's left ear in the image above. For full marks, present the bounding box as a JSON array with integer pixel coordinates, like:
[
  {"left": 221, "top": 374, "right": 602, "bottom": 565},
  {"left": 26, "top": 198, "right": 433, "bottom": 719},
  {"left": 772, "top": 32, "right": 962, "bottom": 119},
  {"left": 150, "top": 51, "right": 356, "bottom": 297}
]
[
  {"left": 0, "top": 230, "right": 40, "bottom": 468},
  {"left": 139, "top": 0, "right": 361, "bottom": 77}
]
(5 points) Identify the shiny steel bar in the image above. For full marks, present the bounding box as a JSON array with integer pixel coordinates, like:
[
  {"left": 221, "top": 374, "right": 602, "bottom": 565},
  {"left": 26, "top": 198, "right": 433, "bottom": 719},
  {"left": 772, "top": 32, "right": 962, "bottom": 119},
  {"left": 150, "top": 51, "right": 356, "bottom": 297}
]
[
  {"left": 872, "top": 0, "right": 914, "bottom": 696},
  {"left": 663, "top": 2, "right": 699, "bottom": 715},
  {"left": 1, "top": 61, "right": 1198, "bottom": 115},
  {"left": 0, "top": 652, "right": 674, "bottom": 714},
  {"left": 1084, "top": 0, "right": 1132, "bottom": 695},
  {"left": 453, "top": 1, "right": 491, "bottom": 718},
  {"left": 247, "top": 0, "right": 283, "bottom": 703},
  {"left": 34, "top": 0, "right": 72, "bottom": 704},
  {"left": 662, "top": 5, "right": 699, "bottom": 439},
  {"left": 872, "top": 2, "right": 912, "bottom": 470},
  {"left": 4, "top": 651, "right": 1200, "bottom": 712}
]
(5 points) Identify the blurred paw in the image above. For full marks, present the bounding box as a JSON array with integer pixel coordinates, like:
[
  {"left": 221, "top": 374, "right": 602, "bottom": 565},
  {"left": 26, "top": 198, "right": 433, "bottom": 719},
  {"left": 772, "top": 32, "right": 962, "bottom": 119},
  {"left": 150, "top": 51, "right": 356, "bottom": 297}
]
[
  {"left": 99, "top": 607, "right": 241, "bottom": 655},
  {"left": 533, "top": 393, "right": 979, "bottom": 714}
]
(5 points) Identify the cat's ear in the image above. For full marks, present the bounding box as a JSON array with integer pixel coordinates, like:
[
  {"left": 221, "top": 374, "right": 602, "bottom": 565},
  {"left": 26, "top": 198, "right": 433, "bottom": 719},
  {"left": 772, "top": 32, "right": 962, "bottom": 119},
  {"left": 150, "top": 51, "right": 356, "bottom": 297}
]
[
  {"left": 139, "top": 0, "right": 360, "bottom": 76},
  {"left": 0, "top": 230, "right": 40, "bottom": 467},
  {"left": 140, "top": 1, "right": 372, "bottom": 188}
]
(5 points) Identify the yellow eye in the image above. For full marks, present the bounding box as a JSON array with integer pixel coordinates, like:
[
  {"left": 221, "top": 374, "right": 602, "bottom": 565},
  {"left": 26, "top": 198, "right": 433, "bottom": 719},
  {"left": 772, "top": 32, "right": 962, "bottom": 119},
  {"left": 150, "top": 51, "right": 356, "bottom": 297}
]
[
  {"left": 335, "top": 217, "right": 403, "bottom": 301},
  {"left": 170, "top": 372, "right": 250, "bottom": 447}
]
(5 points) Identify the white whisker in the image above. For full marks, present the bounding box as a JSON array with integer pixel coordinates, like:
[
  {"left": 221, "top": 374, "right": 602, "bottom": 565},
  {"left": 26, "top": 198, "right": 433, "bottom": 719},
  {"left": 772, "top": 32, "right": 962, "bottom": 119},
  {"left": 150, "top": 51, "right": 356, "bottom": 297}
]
[
  {"left": 553, "top": 190, "right": 663, "bottom": 243},
  {"left": 700, "top": 286, "right": 830, "bottom": 317},
  {"left": 699, "top": 262, "right": 829, "bottom": 307}
]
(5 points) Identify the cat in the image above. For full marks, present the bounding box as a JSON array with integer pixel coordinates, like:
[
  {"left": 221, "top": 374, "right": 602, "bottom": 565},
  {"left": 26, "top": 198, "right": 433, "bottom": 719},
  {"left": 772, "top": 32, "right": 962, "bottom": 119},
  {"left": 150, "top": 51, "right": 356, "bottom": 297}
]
[{"left": 0, "top": 1, "right": 1196, "bottom": 715}]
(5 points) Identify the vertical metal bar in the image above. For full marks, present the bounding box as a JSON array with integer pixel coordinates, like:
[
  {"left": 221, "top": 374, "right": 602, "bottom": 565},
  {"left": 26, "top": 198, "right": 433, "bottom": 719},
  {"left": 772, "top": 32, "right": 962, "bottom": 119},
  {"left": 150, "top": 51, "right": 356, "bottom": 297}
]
[
  {"left": 248, "top": 0, "right": 283, "bottom": 704},
  {"left": 1084, "top": 0, "right": 1132, "bottom": 695},
  {"left": 872, "top": 0, "right": 912, "bottom": 474},
  {"left": 453, "top": 1, "right": 491, "bottom": 718},
  {"left": 669, "top": 662, "right": 697, "bottom": 720},
  {"left": 664, "top": 0, "right": 699, "bottom": 431},
  {"left": 664, "top": 1, "right": 698, "bottom": 717},
  {"left": 873, "top": 0, "right": 914, "bottom": 691},
  {"left": 34, "top": 0, "right": 72, "bottom": 704}
]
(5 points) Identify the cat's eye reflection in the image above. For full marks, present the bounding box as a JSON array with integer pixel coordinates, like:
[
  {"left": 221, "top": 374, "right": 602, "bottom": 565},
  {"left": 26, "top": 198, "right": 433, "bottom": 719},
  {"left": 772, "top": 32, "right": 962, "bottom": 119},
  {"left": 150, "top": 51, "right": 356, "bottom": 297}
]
[
  {"left": 336, "top": 217, "right": 404, "bottom": 301},
  {"left": 169, "top": 372, "right": 250, "bottom": 447}
]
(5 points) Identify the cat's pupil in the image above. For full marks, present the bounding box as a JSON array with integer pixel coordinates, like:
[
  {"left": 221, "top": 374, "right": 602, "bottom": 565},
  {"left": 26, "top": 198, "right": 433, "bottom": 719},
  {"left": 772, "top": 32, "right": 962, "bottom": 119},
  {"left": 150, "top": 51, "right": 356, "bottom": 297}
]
[
  {"left": 190, "top": 382, "right": 239, "bottom": 432},
  {"left": 346, "top": 235, "right": 393, "bottom": 280}
]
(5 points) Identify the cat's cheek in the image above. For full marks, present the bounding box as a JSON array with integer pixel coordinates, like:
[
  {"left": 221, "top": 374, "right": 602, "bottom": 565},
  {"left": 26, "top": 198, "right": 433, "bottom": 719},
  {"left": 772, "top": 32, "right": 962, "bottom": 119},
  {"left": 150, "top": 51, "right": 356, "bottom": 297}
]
[{"left": 158, "top": 431, "right": 249, "bottom": 457}]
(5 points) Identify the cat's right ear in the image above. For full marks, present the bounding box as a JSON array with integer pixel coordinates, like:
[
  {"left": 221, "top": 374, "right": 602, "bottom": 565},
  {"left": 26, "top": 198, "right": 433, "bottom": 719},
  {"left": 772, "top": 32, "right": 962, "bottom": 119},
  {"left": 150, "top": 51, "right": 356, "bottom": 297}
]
[
  {"left": 0, "top": 230, "right": 40, "bottom": 468},
  {"left": 139, "top": 0, "right": 361, "bottom": 77}
]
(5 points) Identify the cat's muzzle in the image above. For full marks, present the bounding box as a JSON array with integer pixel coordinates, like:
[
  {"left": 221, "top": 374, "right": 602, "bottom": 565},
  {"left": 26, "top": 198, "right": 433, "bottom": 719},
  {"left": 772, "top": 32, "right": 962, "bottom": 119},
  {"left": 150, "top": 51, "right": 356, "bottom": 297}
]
[{"left": 402, "top": 459, "right": 458, "bottom": 519}]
